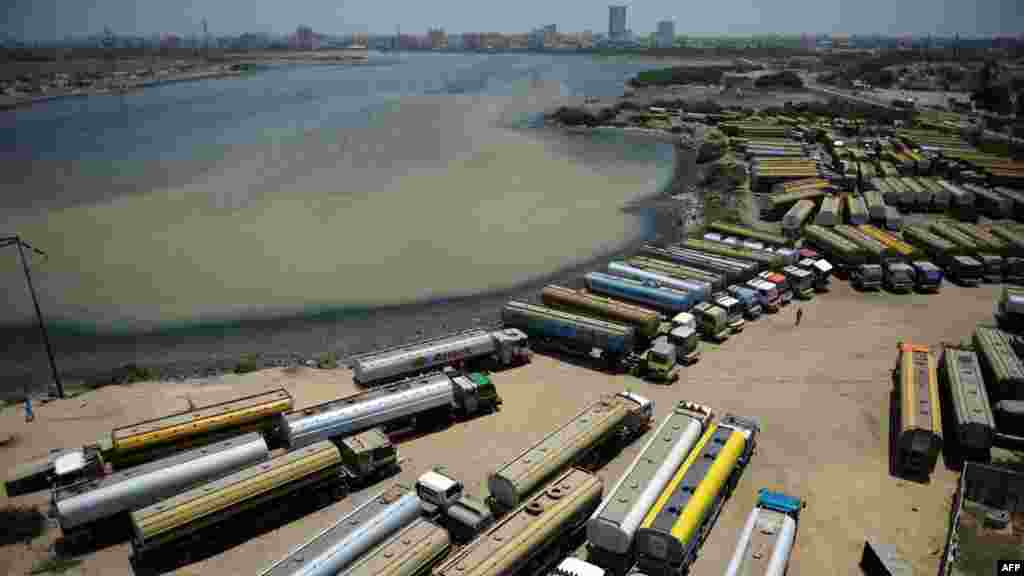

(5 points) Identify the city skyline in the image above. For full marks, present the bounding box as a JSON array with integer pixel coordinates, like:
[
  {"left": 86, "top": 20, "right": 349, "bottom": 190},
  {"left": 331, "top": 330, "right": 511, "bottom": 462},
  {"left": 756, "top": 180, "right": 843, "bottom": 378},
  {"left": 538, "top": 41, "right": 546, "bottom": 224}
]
[{"left": 3, "top": 0, "right": 1023, "bottom": 42}]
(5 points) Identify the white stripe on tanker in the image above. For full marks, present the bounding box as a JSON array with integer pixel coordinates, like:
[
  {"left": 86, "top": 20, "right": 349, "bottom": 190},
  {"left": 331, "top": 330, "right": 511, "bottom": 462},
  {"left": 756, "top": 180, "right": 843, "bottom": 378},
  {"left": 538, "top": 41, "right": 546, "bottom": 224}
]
[
  {"left": 351, "top": 329, "right": 529, "bottom": 385},
  {"left": 723, "top": 490, "right": 801, "bottom": 576},
  {"left": 587, "top": 402, "right": 713, "bottom": 556},
  {"left": 259, "top": 484, "right": 422, "bottom": 576},
  {"left": 280, "top": 371, "right": 496, "bottom": 448}
]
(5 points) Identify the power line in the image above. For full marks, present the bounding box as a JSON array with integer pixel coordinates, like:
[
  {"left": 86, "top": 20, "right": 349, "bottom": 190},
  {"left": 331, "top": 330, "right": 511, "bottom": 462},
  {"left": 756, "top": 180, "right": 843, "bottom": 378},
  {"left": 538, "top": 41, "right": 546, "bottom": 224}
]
[{"left": 1, "top": 236, "right": 64, "bottom": 399}]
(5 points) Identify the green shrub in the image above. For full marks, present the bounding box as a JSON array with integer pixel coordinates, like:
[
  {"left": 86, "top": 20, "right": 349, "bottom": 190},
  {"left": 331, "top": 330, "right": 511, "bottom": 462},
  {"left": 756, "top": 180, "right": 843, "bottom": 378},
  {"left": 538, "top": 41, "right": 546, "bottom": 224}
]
[
  {"left": 754, "top": 71, "right": 805, "bottom": 89},
  {"left": 316, "top": 352, "right": 339, "bottom": 370},
  {"left": 86, "top": 363, "right": 155, "bottom": 389},
  {"left": 629, "top": 66, "right": 733, "bottom": 87},
  {"left": 29, "top": 557, "right": 82, "bottom": 575},
  {"left": 233, "top": 354, "right": 260, "bottom": 374}
]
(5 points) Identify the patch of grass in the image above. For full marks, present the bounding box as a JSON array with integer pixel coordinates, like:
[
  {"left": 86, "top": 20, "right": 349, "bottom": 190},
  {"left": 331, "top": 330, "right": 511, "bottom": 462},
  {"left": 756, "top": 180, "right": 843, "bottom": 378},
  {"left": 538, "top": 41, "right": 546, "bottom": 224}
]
[
  {"left": 233, "top": 354, "right": 260, "bottom": 375},
  {"left": 29, "top": 557, "right": 82, "bottom": 575},
  {"left": 316, "top": 352, "right": 339, "bottom": 370},
  {"left": 0, "top": 505, "right": 46, "bottom": 545}
]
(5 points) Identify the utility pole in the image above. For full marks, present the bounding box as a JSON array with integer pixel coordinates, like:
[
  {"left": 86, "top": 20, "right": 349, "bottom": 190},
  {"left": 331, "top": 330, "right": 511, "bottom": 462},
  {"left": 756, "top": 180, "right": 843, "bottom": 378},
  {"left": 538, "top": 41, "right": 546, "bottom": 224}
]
[
  {"left": 202, "top": 19, "right": 209, "bottom": 60},
  {"left": 1, "top": 236, "right": 64, "bottom": 399}
]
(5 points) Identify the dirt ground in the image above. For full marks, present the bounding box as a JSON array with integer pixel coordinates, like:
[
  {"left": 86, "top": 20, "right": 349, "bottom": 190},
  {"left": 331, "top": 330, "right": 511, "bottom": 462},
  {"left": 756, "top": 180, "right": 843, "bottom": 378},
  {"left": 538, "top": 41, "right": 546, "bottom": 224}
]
[{"left": 0, "top": 280, "right": 1005, "bottom": 576}]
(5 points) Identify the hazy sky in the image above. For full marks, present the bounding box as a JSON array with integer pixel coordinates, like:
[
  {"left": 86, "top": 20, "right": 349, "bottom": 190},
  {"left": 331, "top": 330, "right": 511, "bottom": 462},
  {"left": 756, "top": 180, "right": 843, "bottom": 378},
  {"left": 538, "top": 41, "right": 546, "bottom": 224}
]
[{"left": 4, "top": 0, "right": 1023, "bottom": 41}]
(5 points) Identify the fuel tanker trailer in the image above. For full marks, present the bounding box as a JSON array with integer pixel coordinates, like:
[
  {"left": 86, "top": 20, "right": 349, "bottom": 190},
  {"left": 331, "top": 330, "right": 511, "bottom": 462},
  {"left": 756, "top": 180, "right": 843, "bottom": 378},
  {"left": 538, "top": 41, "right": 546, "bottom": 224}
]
[
  {"left": 541, "top": 285, "right": 663, "bottom": 341},
  {"left": 129, "top": 440, "right": 350, "bottom": 569},
  {"left": 584, "top": 273, "right": 697, "bottom": 315},
  {"left": 723, "top": 490, "right": 803, "bottom": 576},
  {"left": 633, "top": 414, "right": 760, "bottom": 576},
  {"left": 279, "top": 370, "right": 500, "bottom": 449},
  {"left": 107, "top": 388, "right": 293, "bottom": 468},
  {"left": 640, "top": 246, "right": 760, "bottom": 282},
  {"left": 628, "top": 257, "right": 726, "bottom": 291},
  {"left": 586, "top": 402, "right": 714, "bottom": 572},
  {"left": 433, "top": 468, "right": 603, "bottom": 576},
  {"left": 487, "top": 392, "right": 652, "bottom": 512},
  {"left": 258, "top": 484, "right": 425, "bottom": 576},
  {"left": 336, "top": 517, "right": 452, "bottom": 576},
  {"left": 676, "top": 239, "right": 785, "bottom": 269},
  {"left": 607, "top": 262, "right": 711, "bottom": 302},
  {"left": 351, "top": 329, "right": 530, "bottom": 387},
  {"left": 52, "top": 432, "right": 269, "bottom": 549},
  {"left": 502, "top": 300, "right": 636, "bottom": 370}
]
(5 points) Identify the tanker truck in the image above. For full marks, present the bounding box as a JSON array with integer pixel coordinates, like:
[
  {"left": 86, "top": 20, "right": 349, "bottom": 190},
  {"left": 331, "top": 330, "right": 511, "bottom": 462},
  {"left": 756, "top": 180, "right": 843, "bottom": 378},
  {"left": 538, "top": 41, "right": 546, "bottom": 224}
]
[
  {"left": 641, "top": 245, "right": 760, "bottom": 282},
  {"left": 584, "top": 272, "right": 697, "bottom": 315},
  {"left": 711, "top": 292, "right": 745, "bottom": 333},
  {"left": 725, "top": 284, "right": 763, "bottom": 320},
  {"left": 691, "top": 302, "right": 731, "bottom": 342},
  {"left": 502, "top": 301, "right": 636, "bottom": 371},
  {"left": 541, "top": 285, "right": 662, "bottom": 341},
  {"left": 667, "top": 313, "right": 701, "bottom": 365}
]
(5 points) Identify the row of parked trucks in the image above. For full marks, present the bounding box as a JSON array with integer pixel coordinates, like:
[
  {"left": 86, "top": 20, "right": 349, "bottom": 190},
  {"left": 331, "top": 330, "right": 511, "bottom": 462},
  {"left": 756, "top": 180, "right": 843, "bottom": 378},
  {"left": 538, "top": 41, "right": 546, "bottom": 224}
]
[
  {"left": 494, "top": 231, "right": 833, "bottom": 383},
  {"left": 798, "top": 221, "right": 1020, "bottom": 293}
]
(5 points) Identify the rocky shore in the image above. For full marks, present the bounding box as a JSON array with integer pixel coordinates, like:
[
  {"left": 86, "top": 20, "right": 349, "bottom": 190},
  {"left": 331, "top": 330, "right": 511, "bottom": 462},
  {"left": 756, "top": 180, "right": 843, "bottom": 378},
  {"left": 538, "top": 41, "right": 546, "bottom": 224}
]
[{"left": 0, "top": 50, "right": 370, "bottom": 111}]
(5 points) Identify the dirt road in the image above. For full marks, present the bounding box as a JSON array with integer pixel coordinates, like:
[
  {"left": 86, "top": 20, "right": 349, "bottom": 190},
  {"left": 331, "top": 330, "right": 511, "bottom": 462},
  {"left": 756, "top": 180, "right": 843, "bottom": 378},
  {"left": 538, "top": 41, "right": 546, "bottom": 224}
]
[{"left": 0, "top": 280, "right": 1001, "bottom": 575}]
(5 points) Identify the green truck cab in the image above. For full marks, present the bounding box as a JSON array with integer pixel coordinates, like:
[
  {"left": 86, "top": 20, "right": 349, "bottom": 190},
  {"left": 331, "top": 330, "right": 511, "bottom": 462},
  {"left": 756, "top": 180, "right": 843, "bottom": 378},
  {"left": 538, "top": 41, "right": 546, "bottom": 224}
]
[
  {"left": 692, "top": 302, "right": 730, "bottom": 342},
  {"left": 339, "top": 427, "right": 398, "bottom": 483},
  {"left": 638, "top": 336, "right": 679, "bottom": 382}
]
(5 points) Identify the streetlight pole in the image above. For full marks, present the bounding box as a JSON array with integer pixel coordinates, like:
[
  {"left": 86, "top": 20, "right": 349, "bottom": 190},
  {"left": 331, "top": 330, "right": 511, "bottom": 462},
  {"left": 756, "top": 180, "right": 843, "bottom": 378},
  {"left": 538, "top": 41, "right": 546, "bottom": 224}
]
[{"left": 2, "top": 236, "right": 64, "bottom": 399}]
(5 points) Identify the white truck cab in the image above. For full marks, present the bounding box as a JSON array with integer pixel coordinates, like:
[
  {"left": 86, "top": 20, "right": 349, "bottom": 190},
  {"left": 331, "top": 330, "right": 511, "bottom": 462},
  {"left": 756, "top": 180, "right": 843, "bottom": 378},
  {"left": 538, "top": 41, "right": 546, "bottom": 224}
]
[
  {"left": 669, "top": 312, "right": 701, "bottom": 364},
  {"left": 417, "top": 470, "right": 464, "bottom": 513}
]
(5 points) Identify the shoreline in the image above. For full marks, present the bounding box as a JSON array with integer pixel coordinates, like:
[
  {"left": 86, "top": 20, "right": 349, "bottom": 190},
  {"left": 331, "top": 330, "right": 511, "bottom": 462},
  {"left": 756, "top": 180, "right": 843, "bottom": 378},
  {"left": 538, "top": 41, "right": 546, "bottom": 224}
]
[
  {"left": 0, "top": 68, "right": 248, "bottom": 111},
  {"left": 0, "top": 54, "right": 371, "bottom": 112}
]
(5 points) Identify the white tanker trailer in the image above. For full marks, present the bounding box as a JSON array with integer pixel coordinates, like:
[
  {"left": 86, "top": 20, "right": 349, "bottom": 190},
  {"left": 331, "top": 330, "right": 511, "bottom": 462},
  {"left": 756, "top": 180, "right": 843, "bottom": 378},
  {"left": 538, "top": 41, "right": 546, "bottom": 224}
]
[
  {"left": 351, "top": 328, "right": 530, "bottom": 386},
  {"left": 279, "top": 370, "right": 501, "bottom": 449}
]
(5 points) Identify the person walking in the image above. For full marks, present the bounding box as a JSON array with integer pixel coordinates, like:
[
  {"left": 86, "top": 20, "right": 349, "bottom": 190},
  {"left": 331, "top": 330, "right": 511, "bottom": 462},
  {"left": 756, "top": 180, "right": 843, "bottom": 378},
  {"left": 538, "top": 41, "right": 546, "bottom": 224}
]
[{"left": 795, "top": 306, "right": 803, "bottom": 327}]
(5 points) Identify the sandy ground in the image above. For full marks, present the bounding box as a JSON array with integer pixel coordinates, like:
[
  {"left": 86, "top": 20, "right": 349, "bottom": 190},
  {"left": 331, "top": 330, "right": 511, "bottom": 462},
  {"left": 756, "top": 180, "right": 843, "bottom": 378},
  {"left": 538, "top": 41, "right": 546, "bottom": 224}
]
[{"left": 0, "top": 279, "right": 1005, "bottom": 575}]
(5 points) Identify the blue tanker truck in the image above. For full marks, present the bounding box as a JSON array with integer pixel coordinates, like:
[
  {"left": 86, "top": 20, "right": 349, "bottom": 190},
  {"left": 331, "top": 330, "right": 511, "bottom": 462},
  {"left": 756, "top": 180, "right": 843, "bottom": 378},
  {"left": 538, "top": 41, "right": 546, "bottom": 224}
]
[
  {"left": 606, "top": 262, "right": 711, "bottom": 301},
  {"left": 584, "top": 272, "right": 698, "bottom": 315}
]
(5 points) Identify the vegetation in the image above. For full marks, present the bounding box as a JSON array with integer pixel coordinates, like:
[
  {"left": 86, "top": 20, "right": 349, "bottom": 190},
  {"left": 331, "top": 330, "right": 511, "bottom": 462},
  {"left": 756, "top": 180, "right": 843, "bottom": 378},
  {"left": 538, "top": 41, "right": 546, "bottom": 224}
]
[
  {"left": 316, "top": 352, "right": 339, "bottom": 370},
  {"left": 0, "top": 506, "right": 46, "bottom": 545},
  {"left": 819, "top": 52, "right": 923, "bottom": 89},
  {"left": 629, "top": 65, "right": 736, "bottom": 87},
  {"left": 233, "top": 354, "right": 261, "bottom": 374},
  {"left": 29, "top": 557, "right": 83, "bottom": 575},
  {"left": 754, "top": 70, "right": 804, "bottom": 90},
  {"left": 85, "top": 363, "right": 156, "bottom": 389}
]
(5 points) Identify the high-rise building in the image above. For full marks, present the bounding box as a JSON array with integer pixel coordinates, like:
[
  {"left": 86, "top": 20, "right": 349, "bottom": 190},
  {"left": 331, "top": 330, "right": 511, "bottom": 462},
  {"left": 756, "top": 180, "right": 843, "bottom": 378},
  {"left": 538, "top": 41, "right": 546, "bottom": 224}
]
[
  {"left": 608, "top": 5, "right": 627, "bottom": 42},
  {"left": 655, "top": 20, "right": 674, "bottom": 48}
]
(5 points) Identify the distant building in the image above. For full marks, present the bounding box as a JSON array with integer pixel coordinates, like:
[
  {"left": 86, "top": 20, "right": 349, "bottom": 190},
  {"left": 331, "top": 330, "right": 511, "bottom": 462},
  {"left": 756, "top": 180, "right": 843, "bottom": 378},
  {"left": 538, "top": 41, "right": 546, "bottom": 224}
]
[
  {"left": 655, "top": 20, "right": 674, "bottom": 48},
  {"left": 608, "top": 5, "right": 627, "bottom": 42},
  {"left": 428, "top": 28, "right": 448, "bottom": 50}
]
